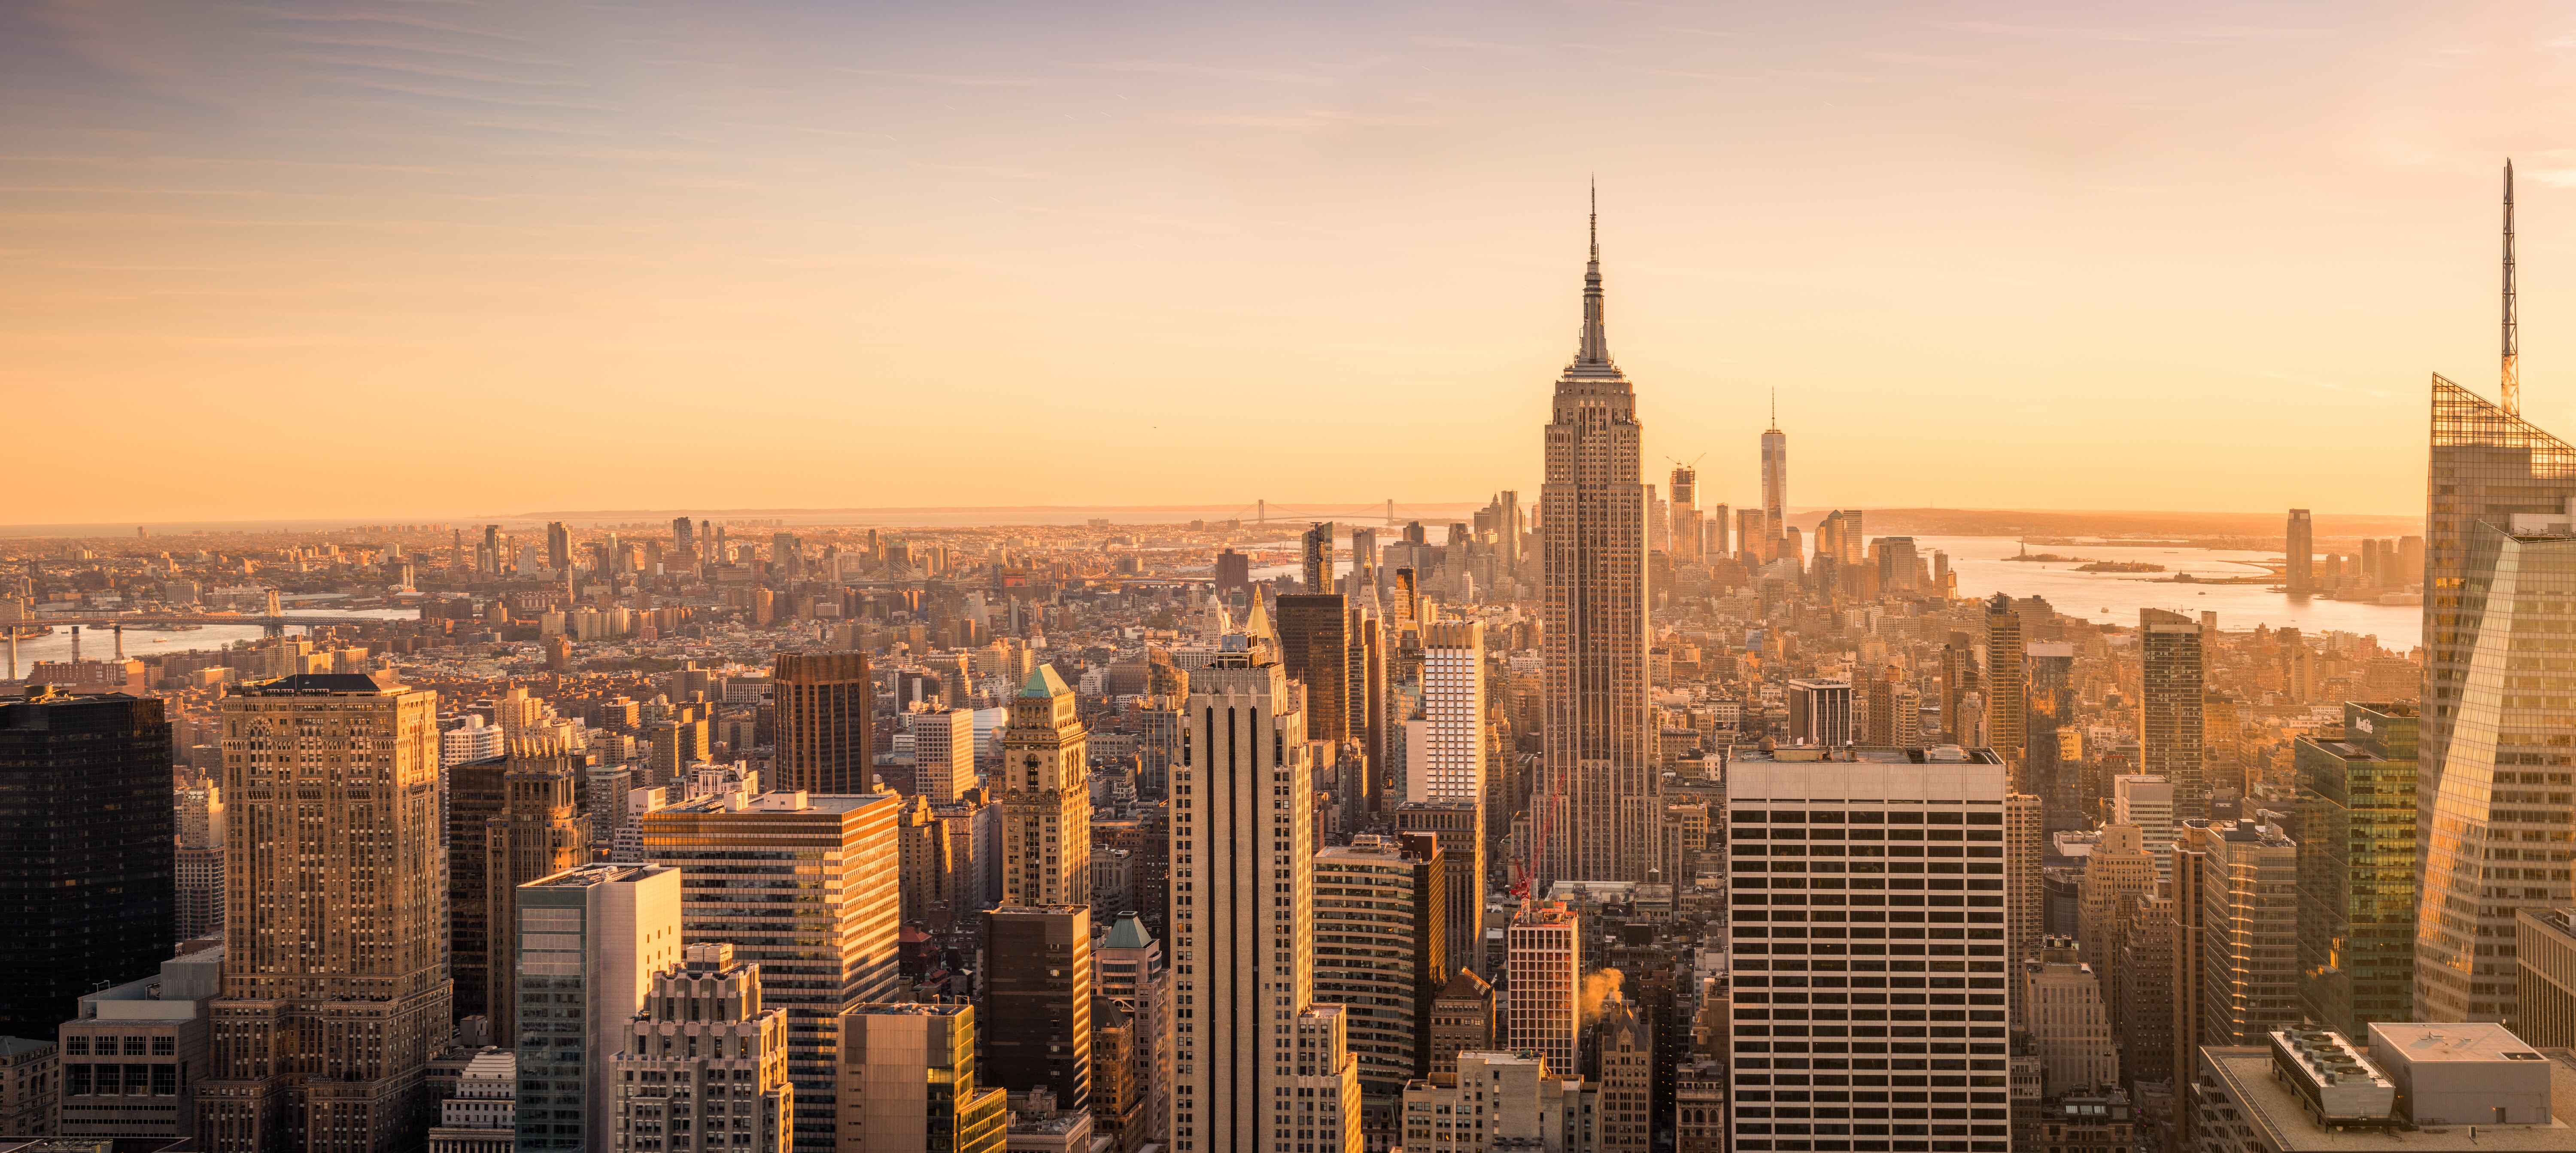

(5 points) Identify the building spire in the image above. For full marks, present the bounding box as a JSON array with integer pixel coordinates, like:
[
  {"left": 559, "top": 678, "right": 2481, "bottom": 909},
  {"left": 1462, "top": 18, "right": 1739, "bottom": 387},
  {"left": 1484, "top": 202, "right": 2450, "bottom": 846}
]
[
  {"left": 1578, "top": 179, "right": 1608, "bottom": 365},
  {"left": 2506, "top": 157, "right": 2521, "bottom": 416}
]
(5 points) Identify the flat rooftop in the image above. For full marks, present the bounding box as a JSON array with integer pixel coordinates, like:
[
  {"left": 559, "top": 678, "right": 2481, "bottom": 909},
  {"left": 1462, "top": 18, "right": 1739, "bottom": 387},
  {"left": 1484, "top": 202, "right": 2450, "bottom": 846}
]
[
  {"left": 2201, "top": 1046, "right": 2576, "bottom": 1150},
  {"left": 2372, "top": 1022, "right": 2554, "bottom": 1065}
]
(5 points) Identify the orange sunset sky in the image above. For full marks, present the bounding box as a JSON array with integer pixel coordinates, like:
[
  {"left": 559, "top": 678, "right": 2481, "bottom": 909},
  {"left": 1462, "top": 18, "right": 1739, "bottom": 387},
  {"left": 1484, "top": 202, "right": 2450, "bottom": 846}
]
[{"left": 2, "top": 1, "right": 2570, "bottom": 523}]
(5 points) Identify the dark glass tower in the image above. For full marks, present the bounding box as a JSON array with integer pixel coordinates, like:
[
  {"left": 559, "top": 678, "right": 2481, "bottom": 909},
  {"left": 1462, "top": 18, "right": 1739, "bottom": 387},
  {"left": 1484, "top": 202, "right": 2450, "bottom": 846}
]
[
  {"left": 2296, "top": 702, "right": 2419, "bottom": 1038},
  {"left": 0, "top": 688, "right": 175, "bottom": 1038}
]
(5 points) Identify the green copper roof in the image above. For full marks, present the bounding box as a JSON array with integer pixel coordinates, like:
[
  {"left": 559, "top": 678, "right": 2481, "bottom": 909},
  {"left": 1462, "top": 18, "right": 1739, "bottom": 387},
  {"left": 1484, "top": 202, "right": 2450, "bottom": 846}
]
[
  {"left": 1102, "top": 913, "right": 1155, "bottom": 951},
  {"left": 1020, "top": 663, "right": 1070, "bottom": 699}
]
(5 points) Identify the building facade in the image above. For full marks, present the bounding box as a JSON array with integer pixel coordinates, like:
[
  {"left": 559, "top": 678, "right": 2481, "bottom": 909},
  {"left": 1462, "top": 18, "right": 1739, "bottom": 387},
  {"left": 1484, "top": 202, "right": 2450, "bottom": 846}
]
[
  {"left": 2295, "top": 703, "right": 2419, "bottom": 1039},
  {"left": 769, "top": 651, "right": 872, "bottom": 795},
  {"left": 640, "top": 791, "right": 900, "bottom": 1153},
  {"left": 200, "top": 674, "right": 447, "bottom": 1153},
  {"left": 0, "top": 688, "right": 175, "bottom": 1040},
  {"left": 1539, "top": 203, "right": 1658, "bottom": 886},
  {"left": 608, "top": 943, "right": 792, "bottom": 1153}
]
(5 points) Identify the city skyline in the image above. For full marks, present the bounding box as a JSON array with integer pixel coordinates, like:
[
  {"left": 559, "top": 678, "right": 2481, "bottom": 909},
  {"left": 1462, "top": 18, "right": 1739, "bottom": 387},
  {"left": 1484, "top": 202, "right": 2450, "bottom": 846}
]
[{"left": 3, "top": 2, "right": 2569, "bottom": 521}]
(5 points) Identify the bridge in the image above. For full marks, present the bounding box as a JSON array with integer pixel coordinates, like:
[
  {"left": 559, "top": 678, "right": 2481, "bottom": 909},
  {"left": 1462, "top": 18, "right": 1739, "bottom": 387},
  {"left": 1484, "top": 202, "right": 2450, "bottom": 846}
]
[{"left": 15, "top": 613, "right": 421, "bottom": 630}]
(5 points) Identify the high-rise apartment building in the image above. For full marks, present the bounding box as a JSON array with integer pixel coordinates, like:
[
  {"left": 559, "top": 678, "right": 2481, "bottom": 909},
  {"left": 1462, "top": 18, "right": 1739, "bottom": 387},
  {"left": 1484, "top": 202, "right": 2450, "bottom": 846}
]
[
  {"left": 515, "top": 864, "right": 683, "bottom": 1153},
  {"left": 641, "top": 791, "right": 901, "bottom": 1153},
  {"left": 610, "top": 943, "right": 792, "bottom": 1153},
  {"left": 1302, "top": 522, "right": 1337, "bottom": 594},
  {"left": 1538, "top": 201, "right": 1657, "bottom": 886},
  {"left": 1312, "top": 834, "right": 1444, "bottom": 1117},
  {"left": 2138, "top": 609, "right": 2207, "bottom": 820},
  {"left": 2295, "top": 703, "right": 2419, "bottom": 1040},
  {"left": 980, "top": 906, "right": 1092, "bottom": 1109},
  {"left": 1168, "top": 647, "right": 1358, "bottom": 1153},
  {"left": 2418, "top": 402, "right": 2576, "bottom": 1022},
  {"left": 1504, "top": 903, "right": 1580, "bottom": 1076},
  {"left": 1724, "top": 747, "right": 2016, "bottom": 1153},
  {"left": 2111, "top": 774, "right": 2176, "bottom": 885},
  {"left": 1983, "top": 594, "right": 2027, "bottom": 774},
  {"left": 913, "top": 709, "right": 975, "bottom": 803},
  {"left": 0, "top": 688, "right": 173, "bottom": 1040},
  {"left": 201, "top": 674, "right": 447, "bottom": 1153},
  {"left": 2285, "top": 508, "right": 2313, "bottom": 595},
  {"left": 770, "top": 651, "right": 872, "bottom": 795},
  {"left": 1403, "top": 622, "right": 1483, "bottom": 805},
  {"left": 1275, "top": 594, "right": 1352, "bottom": 745},
  {"left": 999, "top": 666, "right": 1090, "bottom": 906},
  {"left": 836, "top": 1004, "right": 1007, "bottom": 1153},
  {"left": 2008, "top": 793, "right": 2044, "bottom": 966},
  {"left": 2185, "top": 818, "right": 2300, "bottom": 1047}
]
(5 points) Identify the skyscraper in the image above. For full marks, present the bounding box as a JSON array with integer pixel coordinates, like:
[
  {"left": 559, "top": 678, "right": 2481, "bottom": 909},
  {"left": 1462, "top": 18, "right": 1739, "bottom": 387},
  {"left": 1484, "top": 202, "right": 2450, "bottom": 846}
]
[
  {"left": 913, "top": 708, "right": 975, "bottom": 803},
  {"left": 484, "top": 740, "right": 590, "bottom": 1043},
  {"left": 515, "top": 864, "right": 683, "bottom": 1153},
  {"left": 771, "top": 651, "right": 873, "bottom": 795},
  {"left": 0, "top": 688, "right": 173, "bottom": 1041},
  {"left": 1668, "top": 464, "right": 1701, "bottom": 563},
  {"left": 1403, "top": 621, "right": 1484, "bottom": 806},
  {"left": 1761, "top": 391, "right": 1787, "bottom": 545},
  {"left": 1275, "top": 594, "right": 1352, "bottom": 745},
  {"left": 1168, "top": 644, "right": 1359, "bottom": 1153},
  {"left": 609, "top": 943, "right": 793, "bottom": 1153},
  {"left": 1983, "top": 593, "right": 2027, "bottom": 775},
  {"left": 1311, "top": 834, "right": 1443, "bottom": 1122},
  {"left": 642, "top": 791, "right": 901, "bottom": 1153},
  {"left": 1504, "top": 903, "right": 1580, "bottom": 1075},
  {"left": 1538, "top": 192, "right": 1656, "bottom": 885},
  {"left": 2138, "top": 609, "right": 2206, "bottom": 820},
  {"left": 836, "top": 1004, "right": 1007, "bottom": 1153},
  {"left": 2415, "top": 374, "right": 2576, "bottom": 1024},
  {"left": 2284, "top": 509, "right": 2314, "bottom": 595},
  {"left": 1722, "top": 748, "right": 2016, "bottom": 1153},
  {"left": 1093, "top": 914, "right": 1173, "bottom": 1148},
  {"left": 980, "top": 906, "right": 1092, "bottom": 1109},
  {"left": 999, "top": 665, "right": 1090, "bottom": 906},
  {"left": 1302, "top": 521, "right": 1337, "bottom": 594},
  {"left": 2295, "top": 702, "right": 2419, "bottom": 1040},
  {"left": 2184, "top": 818, "right": 2299, "bottom": 1047},
  {"left": 201, "top": 674, "right": 447, "bottom": 1153}
]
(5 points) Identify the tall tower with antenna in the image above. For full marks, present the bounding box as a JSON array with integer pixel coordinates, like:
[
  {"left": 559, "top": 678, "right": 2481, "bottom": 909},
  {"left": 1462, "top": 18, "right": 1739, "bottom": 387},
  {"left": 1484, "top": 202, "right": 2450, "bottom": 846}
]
[
  {"left": 1760, "top": 387, "right": 1788, "bottom": 549},
  {"left": 2505, "top": 157, "right": 2521, "bottom": 416}
]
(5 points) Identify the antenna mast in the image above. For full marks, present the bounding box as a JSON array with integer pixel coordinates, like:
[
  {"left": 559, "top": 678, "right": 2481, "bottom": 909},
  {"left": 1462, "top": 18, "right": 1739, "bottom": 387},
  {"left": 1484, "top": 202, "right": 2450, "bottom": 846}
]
[{"left": 2506, "top": 158, "right": 2521, "bottom": 416}]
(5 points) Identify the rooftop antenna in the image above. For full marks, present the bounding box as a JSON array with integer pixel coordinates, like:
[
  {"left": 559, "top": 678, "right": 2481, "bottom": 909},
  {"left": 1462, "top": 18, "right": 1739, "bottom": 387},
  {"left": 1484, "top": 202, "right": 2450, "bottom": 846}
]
[{"left": 2506, "top": 158, "right": 2521, "bottom": 416}]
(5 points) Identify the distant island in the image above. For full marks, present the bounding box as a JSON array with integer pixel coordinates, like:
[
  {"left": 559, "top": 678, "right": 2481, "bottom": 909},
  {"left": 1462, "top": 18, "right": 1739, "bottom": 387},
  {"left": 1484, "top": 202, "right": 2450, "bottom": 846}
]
[
  {"left": 2005, "top": 552, "right": 2088, "bottom": 563},
  {"left": 2077, "top": 560, "right": 2166, "bottom": 573}
]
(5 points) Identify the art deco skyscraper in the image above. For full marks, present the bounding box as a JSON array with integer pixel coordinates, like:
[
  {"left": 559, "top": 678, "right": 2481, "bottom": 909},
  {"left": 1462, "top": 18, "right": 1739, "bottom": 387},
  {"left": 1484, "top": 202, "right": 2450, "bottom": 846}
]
[
  {"left": 1169, "top": 645, "right": 1360, "bottom": 1153},
  {"left": 1000, "top": 666, "right": 1090, "bottom": 905},
  {"left": 772, "top": 651, "right": 872, "bottom": 794},
  {"left": 1538, "top": 194, "right": 1657, "bottom": 886},
  {"left": 2416, "top": 374, "right": 2576, "bottom": 1023},
  {"left": 201, "top": 674, "right": 447, "bottom": 1153}
]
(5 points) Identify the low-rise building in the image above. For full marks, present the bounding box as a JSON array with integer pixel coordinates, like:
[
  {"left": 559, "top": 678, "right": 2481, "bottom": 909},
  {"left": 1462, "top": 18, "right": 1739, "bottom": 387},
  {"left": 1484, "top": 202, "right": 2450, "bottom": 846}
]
[
  {"left": 427, "top": 1050, "right": 515, "bottom": 1153},
  {"left": 55, "top": 946, "right": 222, "bottom": 1140}
]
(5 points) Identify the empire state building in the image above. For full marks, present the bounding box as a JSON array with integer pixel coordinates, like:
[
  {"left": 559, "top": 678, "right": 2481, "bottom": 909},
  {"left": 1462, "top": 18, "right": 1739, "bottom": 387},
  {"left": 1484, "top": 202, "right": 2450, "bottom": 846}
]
[{"left": 1538, "top": 195, "right": 1657, "bottom": 886}]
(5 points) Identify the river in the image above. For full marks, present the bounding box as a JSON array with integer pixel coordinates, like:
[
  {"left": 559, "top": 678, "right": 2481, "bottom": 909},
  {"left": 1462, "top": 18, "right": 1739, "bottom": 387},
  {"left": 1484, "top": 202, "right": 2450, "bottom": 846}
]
[{"left": 3, "top": 608, "right": 419, "bottom": 667}]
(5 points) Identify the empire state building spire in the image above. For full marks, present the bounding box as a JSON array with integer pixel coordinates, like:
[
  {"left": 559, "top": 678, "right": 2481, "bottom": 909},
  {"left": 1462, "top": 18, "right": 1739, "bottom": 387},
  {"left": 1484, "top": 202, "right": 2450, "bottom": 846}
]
[{"left": 1579, "top": 181, "right": 1609, "bottom": 365}]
